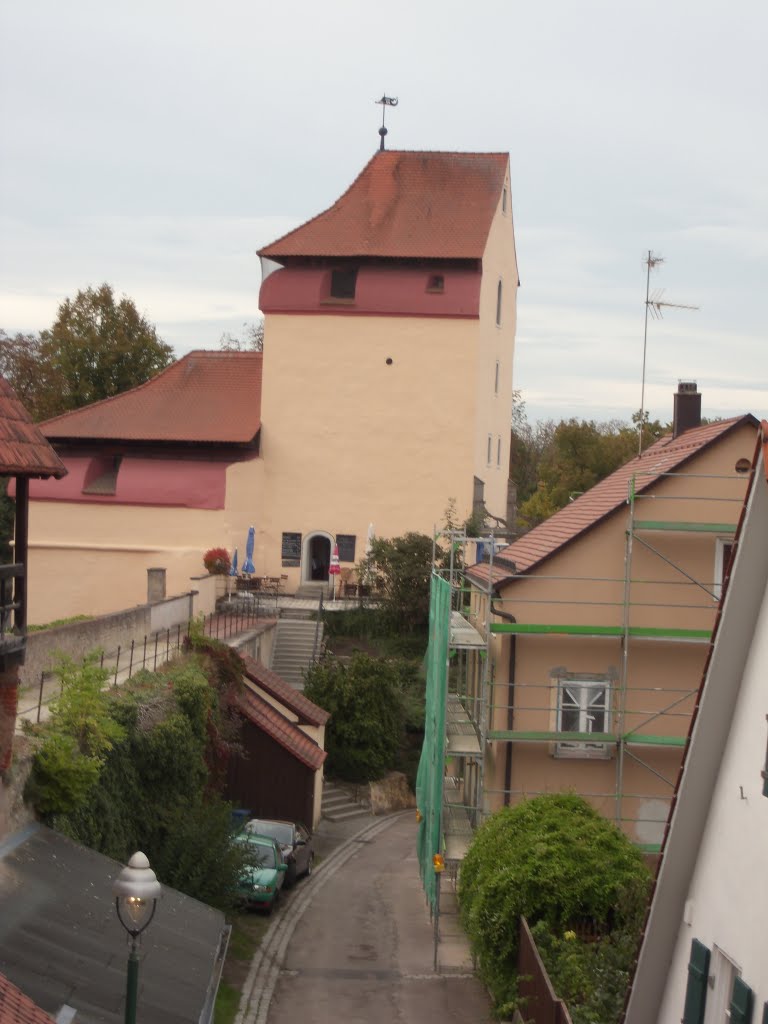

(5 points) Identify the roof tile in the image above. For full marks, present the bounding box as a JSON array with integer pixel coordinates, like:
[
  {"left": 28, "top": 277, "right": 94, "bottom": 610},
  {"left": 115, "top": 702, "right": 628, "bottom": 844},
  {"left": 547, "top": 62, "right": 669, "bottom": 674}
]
[
  {"left": 235, "top": 688, "right": 327, "bottom": 772},
  {"left": 41, "top": 351, "right": 262, "bottom": 444},
  {"left": 241, "top": 654, "right": 329, "bottom": 726},
  {"left": 0, "top": 378, "right": 66, "bottom": 479},
  {"left": 258, "top": 151, "right": 509, "bottom": 261},
  {"left": 0, "top": 972, "right": 54, "bottom": 1024},
  {"left": 470, "top": 416, "right": 756, "bottom": 588}
]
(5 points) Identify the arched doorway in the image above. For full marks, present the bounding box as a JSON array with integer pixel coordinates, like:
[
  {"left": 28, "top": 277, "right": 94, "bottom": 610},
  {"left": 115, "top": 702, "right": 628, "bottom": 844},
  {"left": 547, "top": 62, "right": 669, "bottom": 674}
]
[{"left": 304, "top": 533, "right": 332, "bottom": 582}]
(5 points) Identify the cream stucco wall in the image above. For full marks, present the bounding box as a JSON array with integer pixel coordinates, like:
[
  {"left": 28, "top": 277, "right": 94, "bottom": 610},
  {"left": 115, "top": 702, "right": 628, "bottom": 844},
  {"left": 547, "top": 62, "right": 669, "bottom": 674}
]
[
  {"left": 481, "top": 423, "right": 757, "bottom": 842},
  {"left": 475, "top": 165, "right": 518, "bottom": 521},
  {"left": 27, "top": 455, "right": 266, "bottom": 624}
]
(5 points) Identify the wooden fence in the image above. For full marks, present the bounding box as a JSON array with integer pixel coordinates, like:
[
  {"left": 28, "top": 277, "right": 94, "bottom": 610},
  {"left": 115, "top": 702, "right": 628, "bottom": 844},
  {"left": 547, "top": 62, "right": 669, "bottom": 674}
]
[{"left": 516, "top": 917, "right": 573, "bottom": 1024}]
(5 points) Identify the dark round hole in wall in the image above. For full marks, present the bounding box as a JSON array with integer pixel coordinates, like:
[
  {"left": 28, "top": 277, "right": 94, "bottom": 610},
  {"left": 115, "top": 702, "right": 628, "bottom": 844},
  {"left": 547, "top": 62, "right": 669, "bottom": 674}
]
[
  {"left": 735, "top": 457, "right": 751, "bottom": 474},
  {"left": 385, "top": 357, "right": 393, "bottom": 365}
]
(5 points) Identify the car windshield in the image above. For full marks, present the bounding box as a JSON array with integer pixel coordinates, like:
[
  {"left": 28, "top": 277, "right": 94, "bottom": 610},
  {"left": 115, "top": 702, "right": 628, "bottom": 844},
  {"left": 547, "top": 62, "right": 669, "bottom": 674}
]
[
  {"left": 244, "top": 841, "right": 277, "bottom": 869},
  {"left": 247, "top": 821, "right": 293, "bottom": 845}
]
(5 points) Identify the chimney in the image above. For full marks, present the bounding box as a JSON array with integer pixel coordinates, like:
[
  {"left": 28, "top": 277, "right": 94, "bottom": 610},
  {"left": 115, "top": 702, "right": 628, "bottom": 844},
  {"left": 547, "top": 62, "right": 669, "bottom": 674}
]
[{"left": 673, "top": 381, "right": 701, "bottom": 438}]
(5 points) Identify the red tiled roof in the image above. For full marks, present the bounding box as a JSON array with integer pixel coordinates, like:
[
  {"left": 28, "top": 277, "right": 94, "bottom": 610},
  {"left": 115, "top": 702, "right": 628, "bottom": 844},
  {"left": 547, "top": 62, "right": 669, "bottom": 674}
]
[
  {"left": 0, "top": 972, "right": 54, "bottom": 1024},
  {"left": 242, "top": 654, "right": 330, "bottom": 726},
  {"left": 0, "top": 377, "right": 66, "bottom": 479},
  {"left": 258, "top": 151, "right": 509, "bottom": 261},
  {"left": 470, "top": 416, "right": 758, "bottom": 588},
  {"left": 235, "top": 688, "right": 327, "bottom": 772},
  {"left": 40, "top": 351, "right": 263, "bottom": 444}
]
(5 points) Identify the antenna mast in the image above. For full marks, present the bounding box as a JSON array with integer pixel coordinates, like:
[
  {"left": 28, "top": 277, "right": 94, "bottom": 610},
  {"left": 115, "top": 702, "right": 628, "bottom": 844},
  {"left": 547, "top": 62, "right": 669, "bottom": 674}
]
[{"left": 638, "top": 251, "right": 699, "bottom": 454}]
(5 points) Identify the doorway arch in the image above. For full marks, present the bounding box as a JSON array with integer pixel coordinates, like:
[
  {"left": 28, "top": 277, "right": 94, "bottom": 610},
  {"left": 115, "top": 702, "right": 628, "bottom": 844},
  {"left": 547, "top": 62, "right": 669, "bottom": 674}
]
[{"left": 303, "top": 532, "right": 332, "bottom": 582}]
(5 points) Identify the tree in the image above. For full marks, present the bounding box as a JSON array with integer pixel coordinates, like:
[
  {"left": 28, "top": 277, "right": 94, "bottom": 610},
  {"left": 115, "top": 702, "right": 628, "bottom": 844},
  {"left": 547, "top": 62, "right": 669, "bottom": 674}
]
[
  {"left": 303, "top": 653, "right": 407, "bottom": 782},
  {"left": 360, "top": 532, "right": 439, "bottom": 633},
  {"left": 219, "top": 319, "right": 264, "bottom": 352},
  {"left": 35, "top": 284, "right": 174, "bottom": 418},
  {"left": 0, "top": 330, "right": 46, "bottom": 418},
  {"left": 511, "top": 398, "right": 667, "bottom": 533}
]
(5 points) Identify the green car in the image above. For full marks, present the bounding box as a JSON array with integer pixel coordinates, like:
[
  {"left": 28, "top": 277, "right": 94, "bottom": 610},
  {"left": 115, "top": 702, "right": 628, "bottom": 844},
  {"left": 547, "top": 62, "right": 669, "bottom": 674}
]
[{"left": 234, "top": 833, "right": 288, "bottom": 912}]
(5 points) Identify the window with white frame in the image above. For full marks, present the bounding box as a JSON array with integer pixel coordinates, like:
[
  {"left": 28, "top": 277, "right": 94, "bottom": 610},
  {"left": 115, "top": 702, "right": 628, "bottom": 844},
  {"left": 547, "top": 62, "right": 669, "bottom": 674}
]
[
  {"left": 713, "top": 536, "right": 735, "bottom": 601},
  {"left": 555, "top": 673, "right": 612, "bottom": 758}
]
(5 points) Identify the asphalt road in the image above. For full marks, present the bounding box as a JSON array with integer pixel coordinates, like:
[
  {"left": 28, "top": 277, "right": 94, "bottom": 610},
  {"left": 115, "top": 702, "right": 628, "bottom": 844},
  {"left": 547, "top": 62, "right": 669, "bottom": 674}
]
[{"left": 259, "top": 813, "right": 492, "bottom": 1024}]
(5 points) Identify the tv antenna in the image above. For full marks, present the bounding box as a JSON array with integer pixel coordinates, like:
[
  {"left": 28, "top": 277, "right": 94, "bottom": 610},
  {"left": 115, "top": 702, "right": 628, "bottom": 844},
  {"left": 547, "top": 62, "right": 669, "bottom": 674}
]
[
  {"left": 638, "top": 250, "right": 699, "bottom": 453},
  {"left": 375, "top": 95, "right": 398, "bottom": 151}
]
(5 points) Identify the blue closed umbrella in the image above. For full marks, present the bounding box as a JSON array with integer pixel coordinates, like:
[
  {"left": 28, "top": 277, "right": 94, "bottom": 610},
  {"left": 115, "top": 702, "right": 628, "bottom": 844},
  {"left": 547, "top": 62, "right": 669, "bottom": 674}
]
[
  {"left": 230, "top": 549, "right": 238, "bottom": 576},
  {"left": 243, "top": 526, "right": 256, "bottom": 574}
]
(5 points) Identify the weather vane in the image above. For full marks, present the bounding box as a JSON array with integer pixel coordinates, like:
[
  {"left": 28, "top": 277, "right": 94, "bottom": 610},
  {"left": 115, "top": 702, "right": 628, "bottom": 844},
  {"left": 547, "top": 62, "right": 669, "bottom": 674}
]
[
  {"left": 638, "top": 250, "right": 699, "bottom": 453},
  {"left": 375, "top": 95, "right": 398, "bottom": 151}
]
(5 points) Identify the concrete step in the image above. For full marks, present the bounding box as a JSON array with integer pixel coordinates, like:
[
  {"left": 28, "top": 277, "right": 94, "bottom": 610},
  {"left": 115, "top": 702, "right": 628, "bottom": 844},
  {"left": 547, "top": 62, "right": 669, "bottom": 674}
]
[{"left": 321, "top": 780, "right": 371, "bottom": 822}]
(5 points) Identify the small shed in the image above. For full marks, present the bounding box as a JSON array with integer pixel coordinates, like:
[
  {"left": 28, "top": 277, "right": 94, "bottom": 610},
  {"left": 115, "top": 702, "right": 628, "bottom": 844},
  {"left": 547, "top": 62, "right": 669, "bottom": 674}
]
[{"left": 226, "top": 656, "right": 329, "bottom": 829}]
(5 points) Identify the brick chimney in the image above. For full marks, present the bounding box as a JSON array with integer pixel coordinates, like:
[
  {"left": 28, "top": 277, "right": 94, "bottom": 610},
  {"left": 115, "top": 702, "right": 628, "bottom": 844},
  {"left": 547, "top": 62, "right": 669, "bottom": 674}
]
[{"left": 673, "top": 381, "right": 702, "bottom": 439}]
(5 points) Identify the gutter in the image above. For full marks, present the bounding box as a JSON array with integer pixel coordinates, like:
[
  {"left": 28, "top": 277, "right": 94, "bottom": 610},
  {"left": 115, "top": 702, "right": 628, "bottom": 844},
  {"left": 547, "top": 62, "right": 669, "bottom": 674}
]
[{"left": 491, "top": 592, "right": 516, "bottom": 805}]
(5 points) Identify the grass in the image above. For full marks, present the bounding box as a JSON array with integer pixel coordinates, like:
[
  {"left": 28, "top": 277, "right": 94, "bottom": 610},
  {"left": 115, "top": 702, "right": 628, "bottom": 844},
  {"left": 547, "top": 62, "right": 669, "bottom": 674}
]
[
  {"left": 214, "top": 982, "right": 240, "bottom": 1024},
  {"left": 27, "top": 614, "right": 92, "bottom": 632}
]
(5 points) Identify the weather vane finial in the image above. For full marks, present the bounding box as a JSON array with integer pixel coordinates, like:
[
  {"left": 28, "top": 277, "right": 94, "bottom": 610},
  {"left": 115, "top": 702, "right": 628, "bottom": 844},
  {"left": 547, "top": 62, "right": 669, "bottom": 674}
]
[{"left": 375, "top": 95, "right": 398, "bottom": 151}]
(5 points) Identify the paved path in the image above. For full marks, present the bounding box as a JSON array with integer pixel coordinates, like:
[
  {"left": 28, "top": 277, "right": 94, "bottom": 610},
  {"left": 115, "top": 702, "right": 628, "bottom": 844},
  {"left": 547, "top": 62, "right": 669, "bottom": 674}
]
[{"left": 236, "top": 813, "right": 492, "bottom": 1024}]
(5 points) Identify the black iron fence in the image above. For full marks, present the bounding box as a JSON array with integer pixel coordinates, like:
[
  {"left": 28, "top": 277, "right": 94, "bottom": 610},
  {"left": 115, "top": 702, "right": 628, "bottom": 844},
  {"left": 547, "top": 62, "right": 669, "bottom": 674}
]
[{"left": 18, "top": 605, "right": 265, "bottom": 725}]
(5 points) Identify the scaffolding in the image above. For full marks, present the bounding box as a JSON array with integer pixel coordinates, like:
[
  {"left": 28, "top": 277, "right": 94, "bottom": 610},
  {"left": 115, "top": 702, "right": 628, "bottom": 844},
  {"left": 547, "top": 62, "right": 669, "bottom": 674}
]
[
  {"left": 419, "top": 467, "right": 750, "bottom": 889},
  {"left": 483, "top": 468, "right": 747, "bottom": 848}
]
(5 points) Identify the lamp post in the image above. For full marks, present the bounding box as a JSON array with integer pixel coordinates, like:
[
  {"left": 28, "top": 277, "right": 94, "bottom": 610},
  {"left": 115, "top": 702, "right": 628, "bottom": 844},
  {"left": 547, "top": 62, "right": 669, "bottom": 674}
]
[{"left": 113, "top": 851, "right": 161, "bottom": 1024}]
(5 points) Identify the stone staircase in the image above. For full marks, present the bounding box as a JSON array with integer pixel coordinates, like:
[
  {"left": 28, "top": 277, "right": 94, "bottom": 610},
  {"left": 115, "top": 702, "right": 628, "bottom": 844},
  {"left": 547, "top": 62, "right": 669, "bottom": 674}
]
[
  {"left": 269, "top": 615, "right": 324, "bottom": 689},
  {"left": 321, "top": 779, "right": 372, "bottom": 822}
]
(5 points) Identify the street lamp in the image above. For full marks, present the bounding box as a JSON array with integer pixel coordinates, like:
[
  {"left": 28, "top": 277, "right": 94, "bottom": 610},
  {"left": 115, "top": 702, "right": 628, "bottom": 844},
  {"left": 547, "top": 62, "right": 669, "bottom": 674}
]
[{"left": 113, "top": 851, "right": 161, "bottom": 1024}]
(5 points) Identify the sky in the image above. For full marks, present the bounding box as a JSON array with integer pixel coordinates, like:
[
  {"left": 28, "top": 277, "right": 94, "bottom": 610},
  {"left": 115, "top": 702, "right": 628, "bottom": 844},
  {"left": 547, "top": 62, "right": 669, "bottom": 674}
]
[{"left": 1, "top": 0, "right": 766, "bottom": 425}]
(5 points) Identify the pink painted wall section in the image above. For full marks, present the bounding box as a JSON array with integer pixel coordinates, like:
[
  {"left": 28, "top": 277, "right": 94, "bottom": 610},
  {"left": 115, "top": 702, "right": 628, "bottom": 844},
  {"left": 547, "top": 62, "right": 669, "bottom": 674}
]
[
  {"left": 260, "top": 265, "right": 481, "bottom": 318},
  {"left": 23, "top": 456, "right": 230, "bottom": 509}
]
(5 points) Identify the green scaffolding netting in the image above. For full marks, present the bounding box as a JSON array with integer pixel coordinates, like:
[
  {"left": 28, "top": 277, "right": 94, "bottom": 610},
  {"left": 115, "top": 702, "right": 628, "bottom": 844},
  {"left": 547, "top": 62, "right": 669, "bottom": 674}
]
[{"left": 416, "top": 573, "right": 451, "bottom": 910}]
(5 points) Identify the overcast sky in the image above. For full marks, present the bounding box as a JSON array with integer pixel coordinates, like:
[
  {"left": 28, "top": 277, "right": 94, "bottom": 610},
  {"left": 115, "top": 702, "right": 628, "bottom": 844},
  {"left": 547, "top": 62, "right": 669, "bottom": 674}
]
[{"left": 1, "top": 1, "right": 766, "bottom": 425}]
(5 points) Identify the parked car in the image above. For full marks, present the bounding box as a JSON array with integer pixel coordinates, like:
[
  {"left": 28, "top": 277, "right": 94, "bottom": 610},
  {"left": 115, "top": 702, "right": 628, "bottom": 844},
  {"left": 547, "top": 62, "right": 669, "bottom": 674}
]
[
  {"left": 244, "top": 819, "right": 314, "bottom": 886},
  {"left": 234, "top": 832, "right": 288, "bottom": 912}
]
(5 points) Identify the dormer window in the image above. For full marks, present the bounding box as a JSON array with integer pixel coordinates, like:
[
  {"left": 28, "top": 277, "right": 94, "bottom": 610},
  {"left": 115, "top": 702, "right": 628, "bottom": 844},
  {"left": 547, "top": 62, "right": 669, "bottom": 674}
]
[
  {"left": 330, "top": 267, "right": 357, "bottom": 300},
  {"left": 426, "top": 274, "right": 445, "bottom": 293}
]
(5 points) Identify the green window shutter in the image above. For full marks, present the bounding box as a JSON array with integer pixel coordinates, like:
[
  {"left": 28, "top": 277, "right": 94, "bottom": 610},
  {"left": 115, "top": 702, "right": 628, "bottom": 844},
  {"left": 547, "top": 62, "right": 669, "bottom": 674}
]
[
  {"left": 729, "top": 977, "right": 754, "bottom": 1024},
  {"left": 682, "top": 939, "right": 710, "bottom": 1024}
]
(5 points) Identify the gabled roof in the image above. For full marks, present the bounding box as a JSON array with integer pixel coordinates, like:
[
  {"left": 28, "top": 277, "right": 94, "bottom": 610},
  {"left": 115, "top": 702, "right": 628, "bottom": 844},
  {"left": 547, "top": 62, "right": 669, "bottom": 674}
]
[
  {"left": 242, "top": 654, "right": 329, "bottom": 726},
  {"left": 235, "top": 688, "right": 327, "bottom": 772},
  {"left": 624, "top": 423, "right": 768, "bottom": 1022},
  {"left": 40, "top": 351, "right": 263, "bottom": 445},
  {"left": 0, "top": 377, "right": 66, "bottom": 479},
  {"left": 258, "top": 151, "right": 509, "bottom": 262},
  {"left": 469, "top": 416, "right": 758, "bottom": 589},
  {"left": 0, "top": 972, "right": 53, "bottom": 1024}
]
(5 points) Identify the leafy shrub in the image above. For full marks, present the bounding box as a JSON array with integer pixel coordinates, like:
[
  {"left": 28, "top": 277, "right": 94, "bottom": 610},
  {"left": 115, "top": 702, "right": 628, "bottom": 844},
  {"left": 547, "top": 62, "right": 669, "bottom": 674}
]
[
  {"left": 303, "top": 653, "right": 407, "bottom": 782},
  {"left": 529, "top": 920, "right": 640, "bottom": 1024},
  {"left": 28, "top": 650, "right": 248, "bottom": 910},
  {"left": 458, "top": 794, "right": 651, "bottom": 1016},
  {"left": 203, "top": 546, "right": 231, "bottom": 574},
  {"left": 359, "top": 532, "right": 439, "bottom": 633}
]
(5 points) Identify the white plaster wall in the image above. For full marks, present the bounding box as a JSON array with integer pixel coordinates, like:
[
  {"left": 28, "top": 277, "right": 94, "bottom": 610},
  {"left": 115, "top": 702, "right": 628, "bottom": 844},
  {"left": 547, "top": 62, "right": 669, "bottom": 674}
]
[{"left": 658, "top": 578, "right": 768, "bottom": 1020}]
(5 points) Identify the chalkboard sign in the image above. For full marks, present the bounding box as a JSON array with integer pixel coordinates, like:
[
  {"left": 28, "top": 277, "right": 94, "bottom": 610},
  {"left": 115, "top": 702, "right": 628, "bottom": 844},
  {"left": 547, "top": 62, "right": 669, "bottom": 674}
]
[
  {"left": 336, "top": 534, "right": 356, "bottom": 563},
  {"left": 281, "top": 532, "right": 302, "bottom": 567}
]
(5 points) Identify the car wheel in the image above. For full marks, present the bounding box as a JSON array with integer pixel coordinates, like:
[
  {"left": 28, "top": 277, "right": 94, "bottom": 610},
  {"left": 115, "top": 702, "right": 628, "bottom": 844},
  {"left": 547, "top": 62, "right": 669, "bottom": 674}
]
[{"left": 305, "top": 854, "right": 314, "bottom": 878}]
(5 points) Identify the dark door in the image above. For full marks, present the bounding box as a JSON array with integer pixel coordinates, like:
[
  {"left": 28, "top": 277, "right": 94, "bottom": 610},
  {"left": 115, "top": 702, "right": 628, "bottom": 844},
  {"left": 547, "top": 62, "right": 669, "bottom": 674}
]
[{"left": 309, "top": 535, "right": 331, "bottom": 581}]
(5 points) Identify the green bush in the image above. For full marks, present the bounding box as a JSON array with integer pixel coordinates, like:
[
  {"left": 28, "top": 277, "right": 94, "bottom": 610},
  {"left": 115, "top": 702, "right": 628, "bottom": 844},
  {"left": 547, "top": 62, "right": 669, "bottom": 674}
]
[
  {"left": 458, "top": 794, "right": 651, "bottom": 1016},
  {"left": 27, "top": 649, "right": 249, "bottom": 910},
  {"left": 304, "top": 653, "right": 407, "bottom": 782}
]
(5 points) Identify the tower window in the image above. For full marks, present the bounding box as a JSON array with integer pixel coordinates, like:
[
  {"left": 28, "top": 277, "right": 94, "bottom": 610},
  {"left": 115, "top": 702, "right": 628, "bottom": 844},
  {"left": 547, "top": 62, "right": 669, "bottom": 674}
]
[
  {"left": 497, "top": 436, "right": 501, "bottom": 467},
  {"left": 487, "top": 434, "right": 492, "bottom": 465},
  {"left": 330, "top": 267, "right": 357, "bottom": 300},
  {"left": 502, "top": 187, "right": 508, "bottom": 213},
  {"left": 496, "top": 280, "right": 503, "bottom": 326},
  {"left": 494, "top": 360, "right": 500, "bottom": 395}
]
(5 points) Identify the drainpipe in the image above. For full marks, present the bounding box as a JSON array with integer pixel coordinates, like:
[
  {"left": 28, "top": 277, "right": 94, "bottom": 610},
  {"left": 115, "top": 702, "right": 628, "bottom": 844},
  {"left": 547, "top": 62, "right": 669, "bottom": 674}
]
[{"left": 491, "top": 591, "right": 516, "bottom": 806}]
